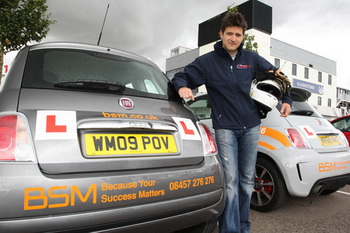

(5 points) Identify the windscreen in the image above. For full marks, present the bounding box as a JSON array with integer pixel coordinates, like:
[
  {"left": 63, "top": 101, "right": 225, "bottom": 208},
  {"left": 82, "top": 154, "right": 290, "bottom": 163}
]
[
  {"left": 332, "top": 117, "right": 350, "bottom": 132},
  {"left": 187, "top": 97, "right": 211, "bottom": 120},
  {"left": 22, "top": 49, "right": 177, "bottom": 100}
]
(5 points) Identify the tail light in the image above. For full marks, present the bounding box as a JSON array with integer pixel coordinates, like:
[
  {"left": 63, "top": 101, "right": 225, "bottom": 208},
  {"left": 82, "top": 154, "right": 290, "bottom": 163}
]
[
  {"left": 0, "top": 113, "right": 35, "bottom": 161},
  {"left": 287, "top": 128, "right": 311, "bottom": 148},
  {"left": 198, "top": 123, "right": 217, "bottom": 154}
]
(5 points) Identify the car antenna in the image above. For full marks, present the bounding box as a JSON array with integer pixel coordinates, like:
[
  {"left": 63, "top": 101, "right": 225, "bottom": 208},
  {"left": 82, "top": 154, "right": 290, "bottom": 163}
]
[
  {"left": 279, "top": 61, "right": 287, "bottom": 71},
  {"left": 97, "top": 3, "right": 110, "bottom": 45}
]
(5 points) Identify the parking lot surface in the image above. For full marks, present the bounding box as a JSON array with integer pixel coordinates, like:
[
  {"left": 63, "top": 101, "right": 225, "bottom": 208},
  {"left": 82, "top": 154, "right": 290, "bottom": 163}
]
[{"left": 214, "top": 185, "right": 350, "bottom": 233}]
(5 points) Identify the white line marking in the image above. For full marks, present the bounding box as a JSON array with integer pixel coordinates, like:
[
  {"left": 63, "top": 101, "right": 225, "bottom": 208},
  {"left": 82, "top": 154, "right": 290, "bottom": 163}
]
[{"left": 336, "top": 190, "right": 350, "bottom": 196}]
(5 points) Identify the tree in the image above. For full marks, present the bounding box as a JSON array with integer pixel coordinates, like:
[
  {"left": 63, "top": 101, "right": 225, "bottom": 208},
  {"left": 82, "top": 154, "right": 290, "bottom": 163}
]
[
  {"left": 243, "top": 34, "right": 258, "bottom": 53},
  {"left": 0, "top": 0, "right": 55, "bottom": 80},
  {"left": 227, "top": 3, "right": 258, "bottom": 53}
]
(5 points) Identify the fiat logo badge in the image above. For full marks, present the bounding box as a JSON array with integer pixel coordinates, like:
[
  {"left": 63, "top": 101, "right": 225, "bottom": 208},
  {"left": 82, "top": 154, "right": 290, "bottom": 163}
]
[
  {"left": 119, "top": 98, "right": 134, "bottom": 110},
  {"left": 315, "top": 118, "right": 322, "bottom": 125}
]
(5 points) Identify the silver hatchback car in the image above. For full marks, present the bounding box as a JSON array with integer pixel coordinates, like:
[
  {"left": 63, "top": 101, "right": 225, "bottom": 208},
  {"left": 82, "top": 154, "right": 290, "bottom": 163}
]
[{"left": 0, "top": 42, "right": 224, "bottom": 232}]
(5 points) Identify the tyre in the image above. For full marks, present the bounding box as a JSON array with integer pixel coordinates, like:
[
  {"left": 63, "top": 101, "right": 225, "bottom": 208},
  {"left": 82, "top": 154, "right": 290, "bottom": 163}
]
[{"left": 251, "top": 156, "right": 288, "bottom": 212}]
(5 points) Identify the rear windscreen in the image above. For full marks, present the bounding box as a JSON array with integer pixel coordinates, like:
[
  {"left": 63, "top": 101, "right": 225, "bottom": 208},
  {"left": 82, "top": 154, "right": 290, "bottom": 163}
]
[
  {"left": 277, "top": 100, "right": 322, "bottom": 117},
  {"left": 22, "top": 49, "right": 178, "bottom": 100}
]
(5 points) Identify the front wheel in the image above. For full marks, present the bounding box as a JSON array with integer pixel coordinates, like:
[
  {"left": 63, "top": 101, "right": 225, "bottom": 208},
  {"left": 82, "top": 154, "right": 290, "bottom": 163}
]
[{"left": 251, "top": 157, "right": 288, "bottom": 212}]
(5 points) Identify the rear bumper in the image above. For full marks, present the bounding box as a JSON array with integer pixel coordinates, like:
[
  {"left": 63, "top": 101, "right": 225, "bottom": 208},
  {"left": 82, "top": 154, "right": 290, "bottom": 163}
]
[
  {"left": 0, "top": 190, "right": 224, "bottom": 233},
  {"left": 274, "top": 148, "right": 350, "bottom": 197},
  {"left": 310, "top": 174, "right": 350, "bottom": 194},
  {"left": 0, "top": 156, "right": 224, "bottom": 232}
]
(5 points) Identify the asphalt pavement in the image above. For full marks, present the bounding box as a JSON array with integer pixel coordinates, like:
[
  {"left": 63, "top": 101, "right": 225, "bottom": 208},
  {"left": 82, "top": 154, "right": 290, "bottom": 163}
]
[{"left": 213, "top": 185, "right": 350, "bottom": 233}]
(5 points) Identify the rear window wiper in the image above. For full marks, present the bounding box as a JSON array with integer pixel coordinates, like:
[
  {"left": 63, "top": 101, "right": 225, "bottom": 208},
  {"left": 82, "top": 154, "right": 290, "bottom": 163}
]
[
  {"left": 54, "top": 80, "right": 126, "bottom": 93},
  {"left": 291, "top": 110, "right": 314, "bottom": 116}
]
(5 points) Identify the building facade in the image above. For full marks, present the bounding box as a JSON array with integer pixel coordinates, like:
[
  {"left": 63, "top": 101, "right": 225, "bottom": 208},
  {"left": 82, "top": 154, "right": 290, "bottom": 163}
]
[{"left": 166, "top": 0, "right": 349, "bottom": 119}]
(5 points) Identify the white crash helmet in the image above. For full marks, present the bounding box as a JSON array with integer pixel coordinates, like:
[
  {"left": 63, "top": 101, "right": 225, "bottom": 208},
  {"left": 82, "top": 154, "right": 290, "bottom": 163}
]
[{"left": 250, "top": 79, "right": 282, "bottom": 111}]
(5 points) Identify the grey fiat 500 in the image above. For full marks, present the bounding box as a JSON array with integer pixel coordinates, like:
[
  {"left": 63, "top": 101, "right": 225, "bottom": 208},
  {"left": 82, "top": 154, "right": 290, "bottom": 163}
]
[{"left": 0, "top": 42, "right": 224, "bottom": 233}]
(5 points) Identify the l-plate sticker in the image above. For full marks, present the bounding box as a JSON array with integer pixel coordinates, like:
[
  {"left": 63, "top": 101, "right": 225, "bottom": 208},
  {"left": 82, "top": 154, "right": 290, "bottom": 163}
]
[
  {"left": 172, "top": 117, "right": 200, "bottom": 140},
  {"left": 36, "top": 111, "right": 77, "bottom": 140},
  {"left": 300, "top": 125, "right": 317, "bottom": 138}
]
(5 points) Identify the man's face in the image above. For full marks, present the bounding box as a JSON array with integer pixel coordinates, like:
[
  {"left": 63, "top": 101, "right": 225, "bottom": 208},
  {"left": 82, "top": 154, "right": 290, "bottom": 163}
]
[{"left": 220, "top": 26, "right": 244, "bottom": 55}]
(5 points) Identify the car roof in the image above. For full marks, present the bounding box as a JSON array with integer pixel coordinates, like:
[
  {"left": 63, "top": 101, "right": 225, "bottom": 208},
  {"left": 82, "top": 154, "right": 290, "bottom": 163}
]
[{"left": 330, "top": 115, "right": 350, "bottom": 123}]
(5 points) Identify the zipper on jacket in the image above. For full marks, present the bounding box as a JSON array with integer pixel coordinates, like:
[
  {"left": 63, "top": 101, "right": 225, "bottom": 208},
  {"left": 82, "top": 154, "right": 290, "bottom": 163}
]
[
  {"left": 222, "top": 47, "right": 248, "bottom": 129},
  {"left": 230, "top": 60, "right": 247, "bottom": 129}
]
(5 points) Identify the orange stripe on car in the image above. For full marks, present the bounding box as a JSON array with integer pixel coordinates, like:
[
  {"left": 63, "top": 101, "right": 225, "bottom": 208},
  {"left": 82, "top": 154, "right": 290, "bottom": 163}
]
[
  {"left": 258, "top": 141, "right": 276, "bottom": 150},
  {"left": 260, "top": 127, "right": 292, "bottom": 148}
]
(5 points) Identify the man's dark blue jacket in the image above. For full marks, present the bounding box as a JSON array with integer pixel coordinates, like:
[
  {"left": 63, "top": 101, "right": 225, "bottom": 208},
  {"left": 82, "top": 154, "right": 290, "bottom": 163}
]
[{"left": 172, "top": 41, "right": 292, "bottom": 130}]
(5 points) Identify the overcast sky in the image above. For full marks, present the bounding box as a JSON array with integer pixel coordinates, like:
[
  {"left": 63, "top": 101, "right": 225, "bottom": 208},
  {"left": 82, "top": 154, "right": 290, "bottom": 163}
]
[{"left": 4, "top": 0, "right": 350, "bottom": 88}]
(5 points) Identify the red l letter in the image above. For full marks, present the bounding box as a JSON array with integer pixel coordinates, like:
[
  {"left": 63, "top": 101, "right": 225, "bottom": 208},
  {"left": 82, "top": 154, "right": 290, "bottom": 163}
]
[
  {"left": 46, "top": 115, "right": 67, "bottom": 132},
  {"left": 180, "top": 121, "right": 194, "bottom": 135},
  {"left": 303, "top": 127, "right": 314, "bottom": 136}
]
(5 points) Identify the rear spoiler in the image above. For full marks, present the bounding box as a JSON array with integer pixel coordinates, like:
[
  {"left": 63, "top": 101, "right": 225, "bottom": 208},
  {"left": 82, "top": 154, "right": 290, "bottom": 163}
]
[{"left": 290, "top": 87, "right": 311, "bottom": 102}]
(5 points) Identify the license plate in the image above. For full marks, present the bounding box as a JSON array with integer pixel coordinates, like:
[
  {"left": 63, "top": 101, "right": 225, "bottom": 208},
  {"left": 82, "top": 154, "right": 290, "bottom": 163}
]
[
  {"left": 318, "top": 135, "right": 342, "bottom": 146},
  {"left": 84, "top": 133, "right": 178, "bottom": 156}
]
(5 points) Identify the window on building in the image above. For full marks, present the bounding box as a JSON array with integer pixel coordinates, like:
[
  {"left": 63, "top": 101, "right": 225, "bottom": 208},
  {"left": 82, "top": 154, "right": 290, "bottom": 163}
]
[
  {"left": 166, "top": 67, "right": 184, "bottom": 80},
  {"left": 171, "top": 48, "right": 179, "bottom": 57},
  {"left": 304, "top": 67, "right": 309, "bottom": 79},
  {"left": 318, "top": 96, "right": 322, "bottom": 105},
  {"left": 292, "top": 64, "right": 297, "bottom": 76},
  {"left": 275, "top": 58, "right": 280, "bottom": 68},
  {"left": 328, "top": 74, "right": 332, "bottom": 85},
  {"left": 318, "top": 72, "right": 322, "bottom": 83},
  {"left": 328, "top": 98, "right": 331, "bottom": 107}
]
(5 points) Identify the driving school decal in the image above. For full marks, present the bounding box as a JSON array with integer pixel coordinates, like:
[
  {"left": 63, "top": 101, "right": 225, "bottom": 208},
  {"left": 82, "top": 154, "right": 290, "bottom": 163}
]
[
  {"left": 23, "top": 176, "right": 216, "bottom": 210},
  {"left": 35, "top": 111, "right": 77, "bottom": 140},
  {"left": 172, "top": 117, "right": 200, "bottom": 140}
]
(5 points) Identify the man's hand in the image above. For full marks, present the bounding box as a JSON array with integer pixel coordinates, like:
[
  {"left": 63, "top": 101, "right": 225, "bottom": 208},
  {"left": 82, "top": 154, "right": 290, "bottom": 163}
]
[
  {"left": 280, "top": 103, "right": 291, "bottom": 117},
  {"left": 178, "top": 87, "right": 195, "bottom": 101}
]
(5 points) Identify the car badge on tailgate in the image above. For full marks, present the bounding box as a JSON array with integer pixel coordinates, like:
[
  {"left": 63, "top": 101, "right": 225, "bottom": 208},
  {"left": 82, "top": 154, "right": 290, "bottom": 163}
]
[
  {"left": 315, "top": 118, "right": 323, "bottom": 125},
  {"left": 119, "top": 98, "right": 134, "bottom": 110}
]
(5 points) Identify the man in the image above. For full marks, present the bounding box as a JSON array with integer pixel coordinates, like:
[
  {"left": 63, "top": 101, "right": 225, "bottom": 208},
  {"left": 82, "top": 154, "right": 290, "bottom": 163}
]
[{"left": 172, "top": 12, "right": 292, "bottom": 233}]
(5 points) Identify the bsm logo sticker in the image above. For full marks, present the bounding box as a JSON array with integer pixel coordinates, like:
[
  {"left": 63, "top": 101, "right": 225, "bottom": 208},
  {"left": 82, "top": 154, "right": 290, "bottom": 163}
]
[{"left": 237, "top": 64, "right": 251, "bottom": 69}]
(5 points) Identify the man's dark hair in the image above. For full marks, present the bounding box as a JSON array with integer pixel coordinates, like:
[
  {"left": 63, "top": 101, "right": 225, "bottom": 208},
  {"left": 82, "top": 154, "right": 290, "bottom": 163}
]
[{"left": 221, "top": 12, "right": 248, "bottom": 34}]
